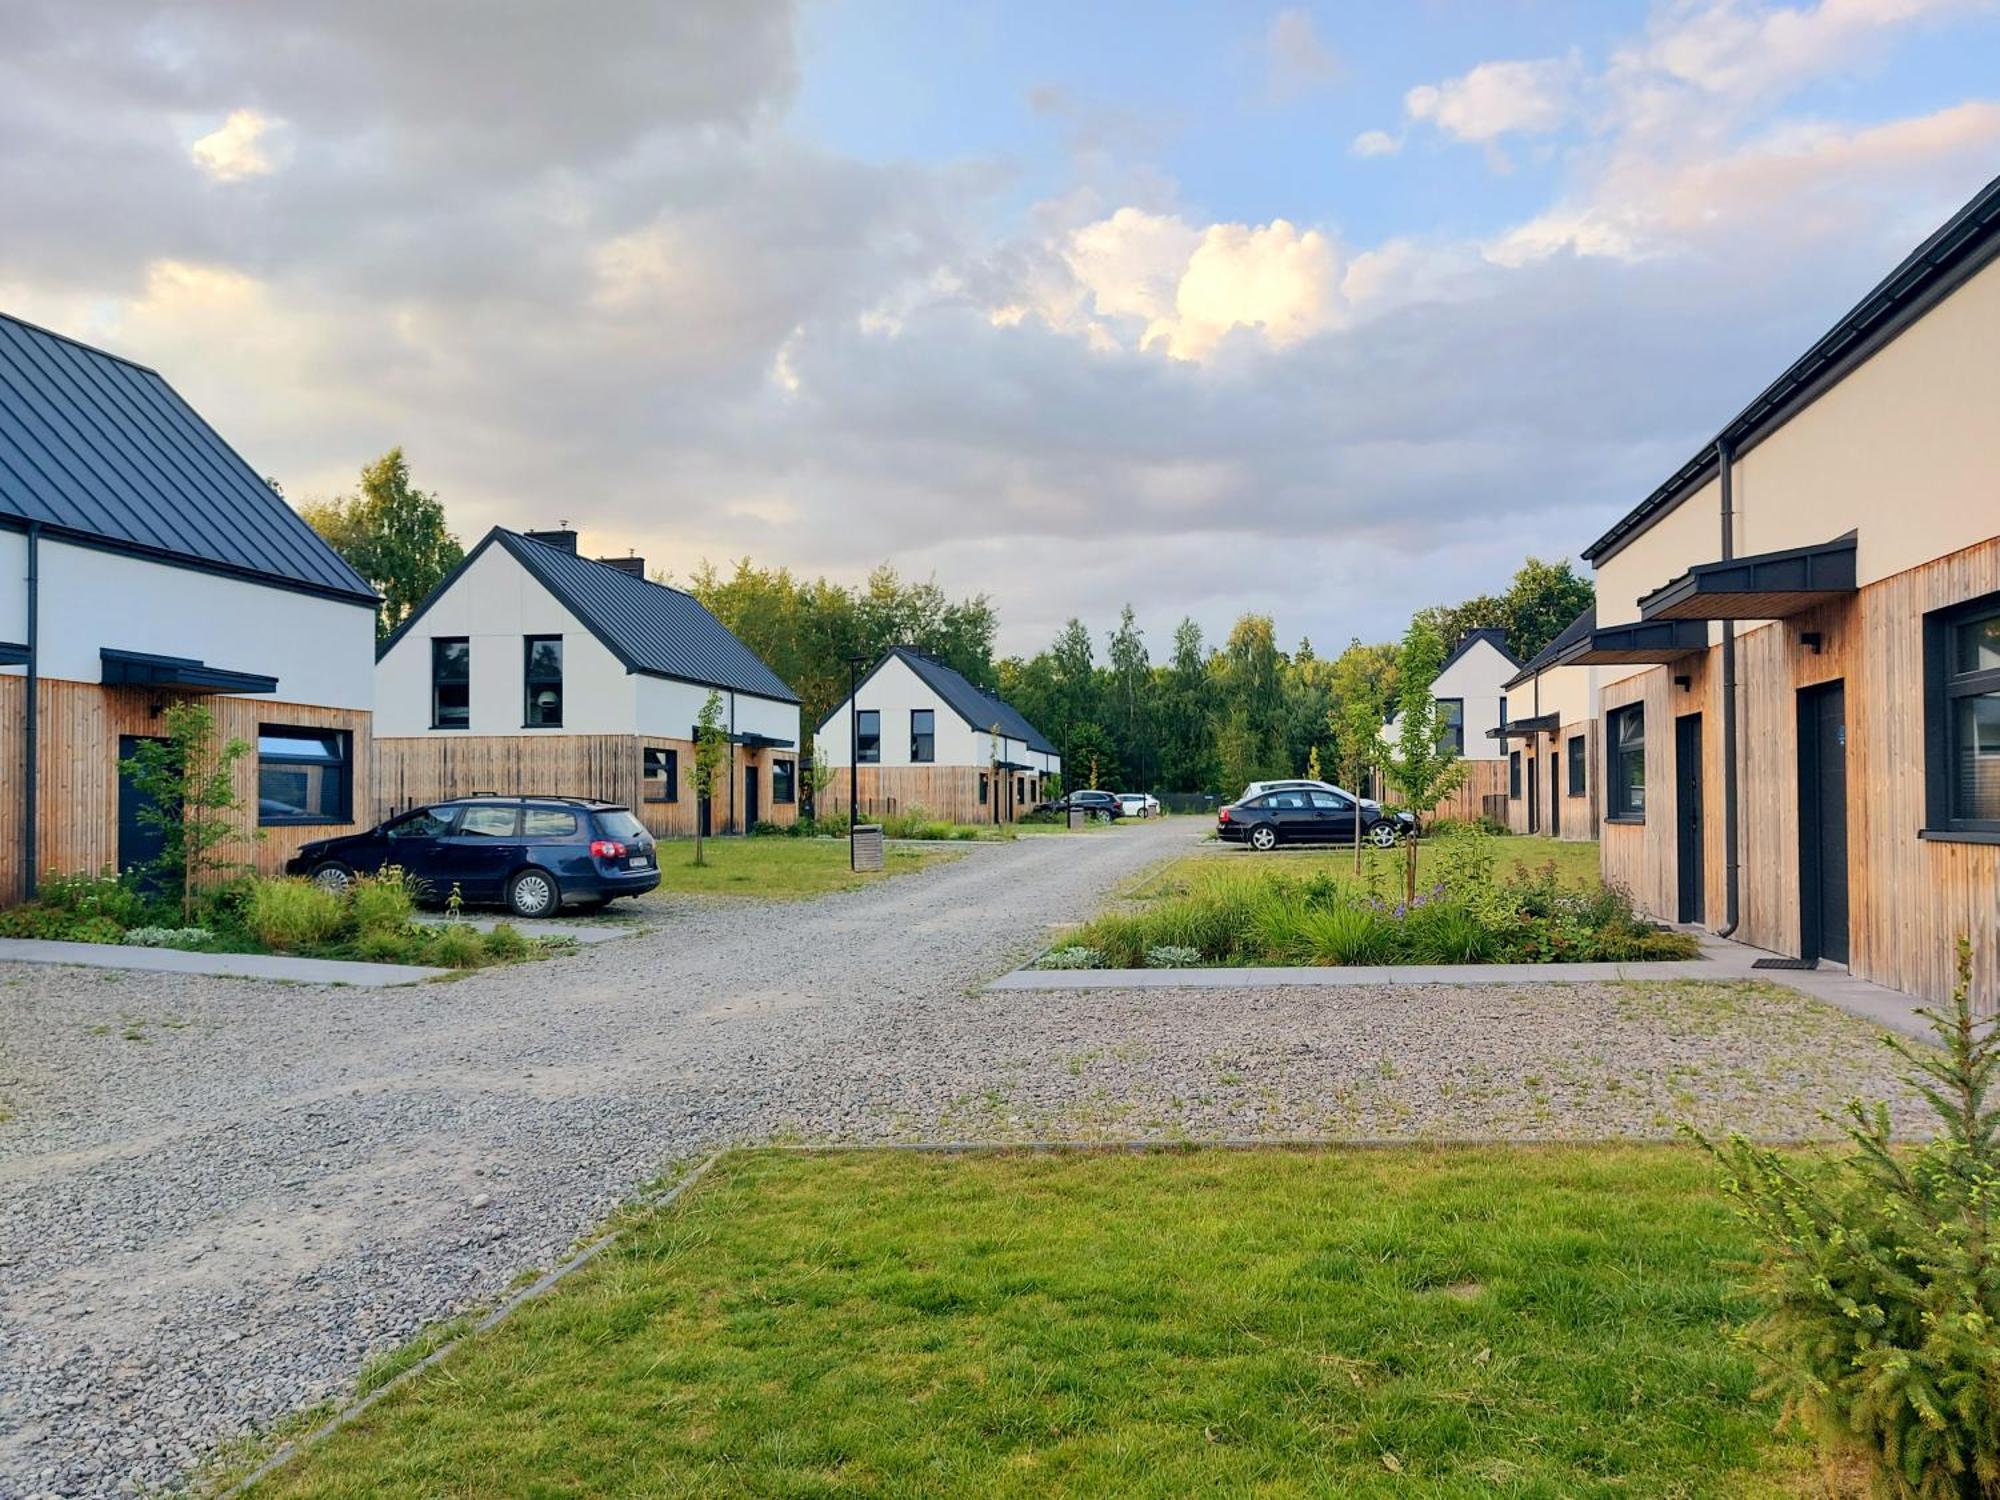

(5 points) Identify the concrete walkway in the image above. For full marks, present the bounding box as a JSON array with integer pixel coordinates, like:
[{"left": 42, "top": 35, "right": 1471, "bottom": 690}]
[
  {"left": 994, "top": 931, "right": 1935, "bottom": 1040},
  {"left": 0, "top": 937, "right": 446, "bottom": 987}
]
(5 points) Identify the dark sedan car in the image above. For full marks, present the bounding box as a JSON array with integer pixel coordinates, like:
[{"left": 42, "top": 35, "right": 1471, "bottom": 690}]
[
  {"left": 1034, "top": 790, "right": 1125, "bottom": 821},
  {"left": 1217, "top": 787, "right": 1416, "bottom": 851},
  {"left": 285, "top": 797, "right": 660, "bottom": 916}
]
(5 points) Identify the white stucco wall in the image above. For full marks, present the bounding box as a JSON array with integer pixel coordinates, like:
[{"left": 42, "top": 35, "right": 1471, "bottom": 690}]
[
  {"left": 634, "top": 673, "right": 799, "bottom": 748},
  {"left": 0, "top": 533, "right": 374, "bottom": 710},
  {"left": 819, "top": 656, "right": 984, "bottom": 768},
  {"left": 1429, "top": 637, "right": 1517, "bottom": 759},
  {"left": 372, "top": 543, "right": 634, "bottom": 735}
]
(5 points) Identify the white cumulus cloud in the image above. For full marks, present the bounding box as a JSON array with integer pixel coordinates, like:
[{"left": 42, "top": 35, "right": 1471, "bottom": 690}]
[
  {"left": 189, "top": 108, "right": 280, "bottom": 182},
  {"left": 1404, "top": 56, "right": 1578, "bottom": 143}
]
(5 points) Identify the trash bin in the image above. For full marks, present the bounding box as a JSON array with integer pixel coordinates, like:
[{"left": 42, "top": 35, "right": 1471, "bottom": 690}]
[
  {"left": 1067, "top": 806, "right": 1086, "bottom": 831},
  {"left": 851, "top": 824, "right": 885, "bottom": 871}
]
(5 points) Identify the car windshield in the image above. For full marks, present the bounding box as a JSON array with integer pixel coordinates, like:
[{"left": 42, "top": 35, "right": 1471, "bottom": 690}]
[{"left": 593, "top": 809, "right": 647, "bottom": 841}]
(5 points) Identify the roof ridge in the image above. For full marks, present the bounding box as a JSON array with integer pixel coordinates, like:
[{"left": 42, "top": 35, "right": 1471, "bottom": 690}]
[
  {"left": 0, "top": 308, "right": 161, "bottom": 377},
  {"left": 502, "top": 526, "right": 697, "bottom": 597}
]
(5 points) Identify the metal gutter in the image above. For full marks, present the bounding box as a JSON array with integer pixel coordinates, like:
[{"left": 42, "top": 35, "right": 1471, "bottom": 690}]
[
  {"left": 1718, "top": 441, "right": 1740, "bottom": 939},
  {"left": 23, "top": 521, "right": 39, "bottom": 900}
]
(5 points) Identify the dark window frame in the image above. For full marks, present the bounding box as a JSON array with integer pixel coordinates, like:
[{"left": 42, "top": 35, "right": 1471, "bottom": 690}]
[
  {"left": 1508, "top": 750, "right": 1521, "bottom": 799},
  {"left": 772, "top": 758, "right": 796, "bottom": 804},
  {"left": 910, "top": 708, "right": 936, "bottom": 764},
  {"left": 1567, "top": 734, "right": 1587, "bottom": 797},
  {"left": 523, "top": 635, "right": 564, "bottom": 728},
  {"left": 1923, "top": 590, "right": 2000, "bottom": 841},
  {"left": 256, "top": 724, "right": 353, "bottom": 827},
  {"left": 979, "top": 773, "right": 989, "bottom": 805},
  {"left": 856, "top": 709, "right": 881, "bottom": 764},
  {"left": 642, "top": 746, "right": 679, "bottom": 804},
  {"left": 431, "top": 637, "right": 469, "bottom": 730},
  {"left": 1436, "top": 697, "right": 1465, "bottom": 755},
  {"left": 1606, "top": 704, "right": 1646, "bottom": 822}
]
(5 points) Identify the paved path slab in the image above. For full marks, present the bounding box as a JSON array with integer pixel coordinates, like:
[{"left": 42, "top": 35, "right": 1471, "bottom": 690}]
[{"left": 0, "top": 937, "right": 445, "bottom": 987}]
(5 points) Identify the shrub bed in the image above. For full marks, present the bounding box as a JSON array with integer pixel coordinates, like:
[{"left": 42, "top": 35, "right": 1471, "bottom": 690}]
[
  {"left": 0, "top": 868, "right": 567, "bottom": 970},
  {"left": 1049, "top": 828, "right": 1698, "bottom": 969}
]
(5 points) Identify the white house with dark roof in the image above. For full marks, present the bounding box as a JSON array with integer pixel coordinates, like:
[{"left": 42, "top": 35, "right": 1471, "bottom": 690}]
[
  {"left": 372, "top": 526, "right": 800, "bottom": 836},
  {"left": 816, "top": 646, "right": 1061, "bottom": 824},
  {"left": 0, "top": 311, "right": 380, "bottom": 901},
  {"left": 1381, "top": 627, "right": 1522, "bottom": 763}
]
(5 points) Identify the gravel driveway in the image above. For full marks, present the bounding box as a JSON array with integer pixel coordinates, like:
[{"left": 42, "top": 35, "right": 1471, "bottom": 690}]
[{"left": 0, "top": 819, "right": 1923, "bottom": 1497}]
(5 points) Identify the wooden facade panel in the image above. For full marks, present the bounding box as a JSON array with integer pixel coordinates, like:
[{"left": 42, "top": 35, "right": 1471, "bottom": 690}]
[
  {"left": 817, "top": 764, "right": 1033, "bottom": 825},
  {"left": 1599, "top": 536, "right": 2000, "bottom": 1007},
  {"left": 0, "top": 678, "right": 373, "bottom": 901},
  {"left": 1427, "top": 756, "right": 1510, "bottom": 825},
  {"left": 373, "top": 734, "right": 799, "bottom": 839}
]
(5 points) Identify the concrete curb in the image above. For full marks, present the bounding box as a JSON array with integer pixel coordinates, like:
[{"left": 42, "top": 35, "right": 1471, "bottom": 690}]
[
  {"left": 218, "top": 1152, "right": 724, "bottom": 1497},
  {"left": 991, "top": 959, "right": 1719, "bottom": 990},
  {"left": 0, "top": 938, "right": 447, "bottom": 987}
]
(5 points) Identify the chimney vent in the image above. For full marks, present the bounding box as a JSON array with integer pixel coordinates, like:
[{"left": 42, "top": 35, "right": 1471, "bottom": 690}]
[
  {"left": 523, "top": 528, "right": 578, "bottom": 554},
  {"left": 596, "top": 555, "right": 646, "bottom": 578}
]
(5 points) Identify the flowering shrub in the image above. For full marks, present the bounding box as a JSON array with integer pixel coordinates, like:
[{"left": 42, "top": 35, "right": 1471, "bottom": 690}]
[{"left": 120, "top": 926, "right": 213, "bottom": 949}]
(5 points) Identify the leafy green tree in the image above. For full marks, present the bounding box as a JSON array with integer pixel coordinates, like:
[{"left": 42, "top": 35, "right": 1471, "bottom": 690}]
[
  {"left": 690, "top": 691, "right": 728, "bottom": 867},
  {"left": 1105, "top": 605, "right": 1151, "bottom": 789},
  {"left": 805, "top": 734, "right": 836, "bottom": 820},
  {"left": 299, "top": 447, "right": 463, "bottom": 641},
  {"left": 1215, "top": 614, "right": 1290, "bottom": 795},
  {"left": 1331, "top": 638, "right": 1394, "bottom": 871},
  {"left": 1156, "top": 618, "right": 1217, "bottom": 793},
  {"left": 1499, "top": 557, "right": 1594, "bottom": 662},
  {"left": 1384, "top": 619, "right": 1468, "bottom": 898},
  {"left": 118, "top": 701, "right": 253, "bottom": 919}
]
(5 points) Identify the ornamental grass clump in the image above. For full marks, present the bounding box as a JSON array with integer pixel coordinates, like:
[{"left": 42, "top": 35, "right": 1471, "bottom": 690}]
[
  {"left": 1696, "top": 938, "right": 2000, "bottom": 1499},
  {"left": 246, "top": 878, "right": 347, "bottom": 951}
]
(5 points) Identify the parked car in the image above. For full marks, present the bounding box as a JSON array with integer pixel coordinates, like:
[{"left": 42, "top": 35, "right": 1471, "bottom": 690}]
[
  {"left": 285, "top": 796, "right": 660, "bottom": 916},
  {"left": 1217, "top": 787, "right": 1416, "bottom": 852},
  {"left": 1036, "top": 790, "right": 1124, "bottom": 821},
  {"left": 1115, "top": 793, "right": 1160, "bottom": 819}
]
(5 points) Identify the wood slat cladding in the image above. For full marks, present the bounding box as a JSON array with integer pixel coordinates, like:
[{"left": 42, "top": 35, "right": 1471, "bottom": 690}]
[
  {"left": 374, "top": 735, "right": 799, "bottom": 838},
  {"left": 0, "top": 679, "right": 373, "bottom": 902},
  {"left": 1504, "top": 722, "right": 1599, "bottom": 841},
  {"left": 1599, "top": 535, "right": 2000, "bottom": 1008},
  {"left": 1430, "top": 757, "right": 1509, "bottom": 825},
  {"left": 816, "top": 765, "right": 1035, "bottom": 825}
]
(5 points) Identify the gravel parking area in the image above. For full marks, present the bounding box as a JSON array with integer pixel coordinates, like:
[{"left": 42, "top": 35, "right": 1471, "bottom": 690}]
[{"left": 0, "top": 817, "right": 1924, "bottom": 1497}]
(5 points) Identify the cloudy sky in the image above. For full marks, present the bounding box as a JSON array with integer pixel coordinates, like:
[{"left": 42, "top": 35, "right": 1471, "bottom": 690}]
[{"left": 4, "top": 1, "right": 1997, "bottom": 656}]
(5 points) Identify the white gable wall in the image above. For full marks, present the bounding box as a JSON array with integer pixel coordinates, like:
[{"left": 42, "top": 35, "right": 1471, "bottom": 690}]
[
  {"left": 819, "top": 656, "right": 983, "bottom": 768},
  {"left": 373, "top": 542, "right": 634, "bottom": 735},
  {"left": 0, "top": 532, "right": 374, "bottom": 711},
  {"left": 1428, "top": 636, "right": 1518, "bottom": 760}
]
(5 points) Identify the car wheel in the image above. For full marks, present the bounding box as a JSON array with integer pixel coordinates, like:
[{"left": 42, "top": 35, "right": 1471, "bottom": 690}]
[
  {"left": 309, "top": 860, "right": 356, "bottom": 893},
  {"left": 1367, "top": 821, "right": 1401, "bottom": 849},
  {"left": 506, "top": 868, "right": 560, "bottom": 918},
  {"left": 1248, "top": 824, "right": 1278, "bottom": 852}
]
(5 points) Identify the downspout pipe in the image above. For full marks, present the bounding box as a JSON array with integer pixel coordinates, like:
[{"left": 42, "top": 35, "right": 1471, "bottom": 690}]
[
  {"left": 1717, "top": 440, "right": 1741, "bottom": 938},
  {"left": 23, "top": 521, "right": 40, "bottom": 902}
]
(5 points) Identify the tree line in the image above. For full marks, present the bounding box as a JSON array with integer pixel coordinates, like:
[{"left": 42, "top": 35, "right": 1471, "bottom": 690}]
[{"left": 299, "top": 449, "right": 1591, "bottom": 797}]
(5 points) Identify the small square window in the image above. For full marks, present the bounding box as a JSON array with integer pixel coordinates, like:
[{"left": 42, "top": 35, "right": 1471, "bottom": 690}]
[
  {"left": 257, "top": 725, "right": 352, "bottom": 826},
  {"left": 643, "top": 746, "right": 679, "bottom": 803},
  {"left": 773, "top": 759, "right": 796, "bottom": 804}
]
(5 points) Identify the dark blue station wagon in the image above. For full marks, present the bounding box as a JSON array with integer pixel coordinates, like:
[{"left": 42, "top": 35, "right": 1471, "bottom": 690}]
[{"left": 286, "top": 797, "right": 660, "bottom": 917}]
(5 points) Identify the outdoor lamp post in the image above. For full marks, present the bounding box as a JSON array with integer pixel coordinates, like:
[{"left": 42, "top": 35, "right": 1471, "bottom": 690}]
[{"left": 848, "top": 654, "right": 864, "bottom": 871}]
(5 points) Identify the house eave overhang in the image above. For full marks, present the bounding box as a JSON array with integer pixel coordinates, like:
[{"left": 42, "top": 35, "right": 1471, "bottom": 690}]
[
  {"left": 0, "top": 640, "right": 28, "bottom": 667},
  {"left": 1637, "top": 534, "right": 1857, "bottom": 622},
  {"left": 1552, "top": 620, "right": 1710, "bottom": 667},
  {"left": 1487, "top": 713, "right": 1560, "bottom": 740},
  {"left": 696, "top": 727, "right": 795, "bottom": 750},
  {"left": 101, "top": 647, "right": 278, "bottom": 695},
  {"left": 993, "top": 758, "right": 1035, "bottom": 771}
]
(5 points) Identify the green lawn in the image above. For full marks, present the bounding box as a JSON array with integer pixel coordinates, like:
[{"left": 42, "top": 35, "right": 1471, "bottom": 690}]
[
  {"left": 642, "top": 836, "right": 962, "bottom": 900},
  {"left": 1135, "top": 835, "right": 1602, "bottom": 902},
  {"left": 251, "top": 1147, "right": 1816, "bottom": 1498}
]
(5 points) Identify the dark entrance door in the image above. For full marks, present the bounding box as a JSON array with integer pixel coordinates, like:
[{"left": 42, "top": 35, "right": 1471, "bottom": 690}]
[
  {"left": 117, "top": 735, "right": 172, "bottom": 881},
  {"left": 1674, "top": 713, "right": 1704, "bottom": 924},
  {"left": 1548, "top": 751, "right": 1560, "bottom": 838},
  {"left": 1526, "top": 748, "right": 1539, "bottom": 834},
  {"left": 1798, "top": 682, "right": 1850, "bottom": 964},
  {"left": 743, "top": 766, "right": 760, "bottom": 830}
]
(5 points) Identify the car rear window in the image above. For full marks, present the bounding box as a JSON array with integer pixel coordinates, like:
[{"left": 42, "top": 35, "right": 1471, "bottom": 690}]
[
  {"left": 593, "top": 810, "right": 647, "bottom": 841},
  {"left": 523, "top": 808, "right": 580, "bottom": 838}
]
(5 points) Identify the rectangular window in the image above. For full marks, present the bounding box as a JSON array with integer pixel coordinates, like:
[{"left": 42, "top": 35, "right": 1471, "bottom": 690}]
[
  {"left": 1608, "top": 704, "right": 1646, "bottom": 820},
  {"left": 431, "top": 638, "right": 469, "bottom": 729},
  {"left": 856, "top": 709, "right": 881, "bottom": 764},
  {"left": 257, "top": 726, "right": 352, "bottom": 826},
  {"left": 1567, "top": 735, "right": 1586, "bottom": 797},
  {"left": 1926, "top": 596, "right": 2000, "bottom": 836},
  {"left": 979, "top": 773, "right": 989, "bottom": 805},
  {"left": 773, "top": 759, "right": 796, "bottom": 804},
  {"left": 1508, "top": 750, "right": 1521, "bottom": 798},
  {"left": 910, "top": 708, "right": 935, "bottom": 763},
  {"left": 1436, "top": 697, "right": 1464, "bottom": 755},
  {"left": 523, "top": 636, "right": 563, "bottom": 726},
  {"left": 1498, "top": 695, "right": 1508, "bottom": 730},
  {"left": 643, "top": 746, "right": 679, "bottom": 803}
]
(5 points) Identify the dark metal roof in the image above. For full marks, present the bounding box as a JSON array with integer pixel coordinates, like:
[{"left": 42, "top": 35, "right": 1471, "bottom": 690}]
[
  {"left": 100, "top": 646, "right": 279, "bottom": 695},
  {"left": 1638, "top": 534, "right": 1857, "bottom": 622},
  {"left": 1503, "top": 603, "right": 1597, "bottom": 689},
  {"left": 1436, "top": 626, "right": 1522, "bottom": 676},
  {"left": 1551, "top": 618, "right": 1709, "bottom": 667},
  {"left": 821, "top": 646, "right": 1059, "bottom": 757},
  {"left": 0, "top": 311, "right": 376, "bottom": 604},
  {"left": 1584, "top": 170, "right": 2000, "bottom": 564},
  {"left": 381, "top": 528, "right": 799, "bottom": 704}
]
